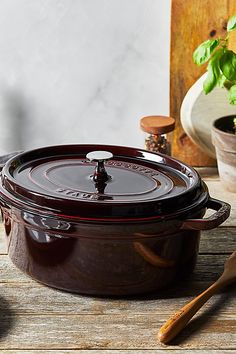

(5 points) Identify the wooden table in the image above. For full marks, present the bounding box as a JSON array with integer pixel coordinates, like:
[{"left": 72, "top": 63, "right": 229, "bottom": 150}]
[{"left": 0, "top": 173, "right": 235, "bottom": 353}]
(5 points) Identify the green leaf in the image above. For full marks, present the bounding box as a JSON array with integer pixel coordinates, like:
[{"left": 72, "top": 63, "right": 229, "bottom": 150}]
[
  {"left": 220, "top": 50, "right": 236, "bottom": 81},
  {"left": 203, "top": 49, "right": 224, "bottom": 94},
  {"left": 227, "top": 15, "right": 236, "bottom": 32},
  {"left": 193, "top": 39, "right": 220, "bottom": 66},
  {"left": 228, "top": 85, "right": 236, "bottom": 104}
]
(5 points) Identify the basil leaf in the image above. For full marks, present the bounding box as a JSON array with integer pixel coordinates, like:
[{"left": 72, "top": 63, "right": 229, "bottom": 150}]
[
  {"left": 228, "top": 84, "right": 236, "bottom": 104},
  {"left": 203, "top": 49, "right": 223, "bottom": 94},
  {"left": 220, "top": 50, "right": 236, "bottom": 81},
  {"left": 193, "top": 39, "right": 220, "bottom": 66},
  {"left": 227, "top": 15, "right": 236, "bottom": 32}
]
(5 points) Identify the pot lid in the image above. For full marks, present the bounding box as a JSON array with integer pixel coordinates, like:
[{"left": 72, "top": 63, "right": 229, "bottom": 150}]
[{"left": 0, "top": 144, "right": 207, "bottom": 220}]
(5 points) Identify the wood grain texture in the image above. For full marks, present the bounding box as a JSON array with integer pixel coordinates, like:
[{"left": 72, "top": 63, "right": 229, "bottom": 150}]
[
  {"left": 0, "top": 313, "right": 235, "bottom": 350},
  {"left": 0, "top": 278, "right": 235, "bottom": 318},
  {"left": 1, "top": 348, "right": 233, "bottom": 354},
  {"left": 0, "top": 254, "right": 232, "bottom": 311},
  {"left": 1, "top": 352, "right": 236, "bottom": 354},
  {"left": 0, "top": 253, "right": 229, "bottom": 283},
  {"left": 200, "top": 228, "right": 236, "bottom": 253},
  {"left": 205, "top": 180, "right": 236, "bottom": 226},
  {"left": 158, "top": 251, "right": 236, "bottom": 344},
  {"left": 170, "top": 0, "right": 236, "bottom": 166}
]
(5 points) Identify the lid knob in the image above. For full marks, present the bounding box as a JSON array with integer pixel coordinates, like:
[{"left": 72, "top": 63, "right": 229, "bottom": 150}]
[{"left": 86, "top": 150, "right": 113, "bottom": 183}]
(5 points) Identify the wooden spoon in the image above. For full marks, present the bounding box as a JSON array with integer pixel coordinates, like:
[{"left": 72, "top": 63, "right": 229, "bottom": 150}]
[{"left": 158, "top": 250, "right": 236, "bottom": 344}]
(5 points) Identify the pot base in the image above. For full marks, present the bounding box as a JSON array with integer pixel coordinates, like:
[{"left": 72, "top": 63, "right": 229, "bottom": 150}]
[{"left": 4, "top": 213, "right": 201, "bottom": 296}]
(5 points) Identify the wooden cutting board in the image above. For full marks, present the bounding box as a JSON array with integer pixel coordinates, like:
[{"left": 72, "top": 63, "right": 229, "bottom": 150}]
[{"left": 170, "top": 0, "right": 236, "bottom": 166}]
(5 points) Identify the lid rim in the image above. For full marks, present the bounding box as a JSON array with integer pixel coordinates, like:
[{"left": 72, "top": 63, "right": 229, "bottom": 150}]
[
  {"left": 0, "top": 144, "right": 203, "bottom": 219},
  {"left": 0, "top": 184, "right": 209, "bottom": 223}
]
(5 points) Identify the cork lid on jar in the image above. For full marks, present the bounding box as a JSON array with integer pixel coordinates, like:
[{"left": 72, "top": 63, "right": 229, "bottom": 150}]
[{"left": 140, "top": 116, "right": 175, "bottom": 135}]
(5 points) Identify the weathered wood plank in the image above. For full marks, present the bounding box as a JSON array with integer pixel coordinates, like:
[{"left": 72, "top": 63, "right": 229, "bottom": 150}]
[
  {"left": 203, "top": 180, "right": 236, "bottom": 227},
  {"left": 0, "top": 255, "right": 33, "bottom": 283},
  {"left": 200, "top": 228, "right": 236, "bottom": 253},
  {"left": 0, "top": 251, "right": 230, "bottom": 332},
  {"left": 0, "top": 313, "right": 235, "bottom": 350},
  {"left": 1, "top": 351, "right": 236, "bottom": 354},
  {"left": 0, "top": 254, "right": 229, "bottom": 284},
  {"left": 0, "top": 280, "right": 235, "bottom": 316},
  {"left": 0, "top": 254, "right": 233, "bottom": 321}
]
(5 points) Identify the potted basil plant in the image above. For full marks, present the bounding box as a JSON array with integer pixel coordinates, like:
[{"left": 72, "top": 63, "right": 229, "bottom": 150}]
[{"left": 193, "top": 14, "right": 236, "bottom": 192}]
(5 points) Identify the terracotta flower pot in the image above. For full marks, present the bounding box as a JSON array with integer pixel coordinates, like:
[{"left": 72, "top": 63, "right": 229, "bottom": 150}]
[{"left": 212, "top": 115, "right": 236, "bottom": 192}]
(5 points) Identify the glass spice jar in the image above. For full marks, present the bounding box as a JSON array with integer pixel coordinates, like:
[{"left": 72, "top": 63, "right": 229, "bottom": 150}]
[{"left": 140, "top": 115, "right": 175, "bottom": 155}]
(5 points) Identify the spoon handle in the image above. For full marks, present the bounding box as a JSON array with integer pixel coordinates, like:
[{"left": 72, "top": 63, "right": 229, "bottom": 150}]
[{"left": 158, "top": 280, "right": 223, "bottom": 344}]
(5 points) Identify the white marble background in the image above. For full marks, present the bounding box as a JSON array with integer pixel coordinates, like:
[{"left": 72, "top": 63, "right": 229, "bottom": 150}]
[{"left": 0, "top": 0, "right": 170, "bottom": 154}]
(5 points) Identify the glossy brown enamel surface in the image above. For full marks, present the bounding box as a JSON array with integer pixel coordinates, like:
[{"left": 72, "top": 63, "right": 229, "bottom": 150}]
[
  {"left": 2, "top": 205, "right": 203, "bottom": 296},
  {"left": 0, "top": 144, "right": 206, "bottom": 219},
  {"left": 0, "top": 144, "right": 230, "bottom": 295}
]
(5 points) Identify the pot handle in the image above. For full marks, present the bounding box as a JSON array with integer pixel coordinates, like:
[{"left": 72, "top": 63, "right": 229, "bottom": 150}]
[
  {"left": 181, "top": 198, "right": 231, "bottom": 231},
  {"left": 0, "top": 151, "right": 22, "bottom": 172}
]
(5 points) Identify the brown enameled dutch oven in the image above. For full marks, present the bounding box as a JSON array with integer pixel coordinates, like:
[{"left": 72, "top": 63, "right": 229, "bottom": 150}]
[{"left": 0, "top": 144, "right": 231, "bottom": 296}]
